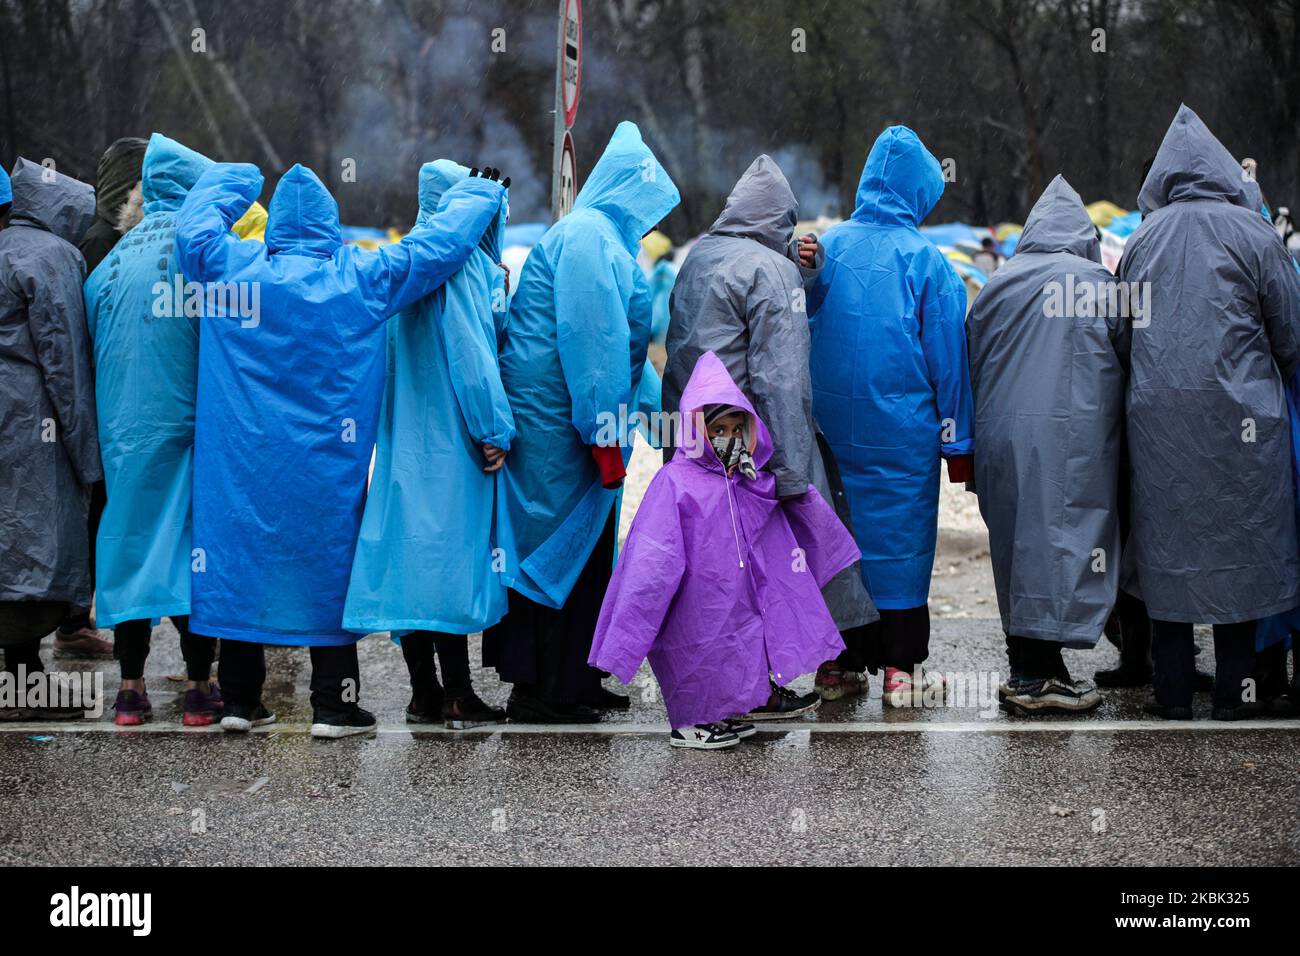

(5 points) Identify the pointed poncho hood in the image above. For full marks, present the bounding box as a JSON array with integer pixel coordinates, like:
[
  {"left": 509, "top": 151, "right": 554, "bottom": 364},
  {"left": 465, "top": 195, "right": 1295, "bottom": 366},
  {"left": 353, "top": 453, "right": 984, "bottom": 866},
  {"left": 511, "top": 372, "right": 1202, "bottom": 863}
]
[{"left": 1016, "top": 174, "right": 1101, "bottom": 262}]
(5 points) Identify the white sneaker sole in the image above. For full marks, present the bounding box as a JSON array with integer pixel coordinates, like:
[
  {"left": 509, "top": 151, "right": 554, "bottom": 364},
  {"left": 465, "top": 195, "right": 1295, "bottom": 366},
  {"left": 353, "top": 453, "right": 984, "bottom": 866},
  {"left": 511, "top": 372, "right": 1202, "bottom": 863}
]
[
  {"left": 670, "top": 734, "right": 740, "bottom": 750},
  {"left": 310, "top": 721, "right": 378, "bottom": 739},
  {"left": 220, "top": 712, "right": 276, "bottom": 733}
]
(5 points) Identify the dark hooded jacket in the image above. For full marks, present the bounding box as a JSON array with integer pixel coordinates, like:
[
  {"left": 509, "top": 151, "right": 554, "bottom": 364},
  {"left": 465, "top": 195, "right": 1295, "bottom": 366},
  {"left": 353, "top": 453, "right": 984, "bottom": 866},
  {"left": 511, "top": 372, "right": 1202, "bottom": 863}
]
[
  {"left": 1118, "top": 105, "right": 1300, "bottom": 624},
  {"left": 0, "top": 158, "right": 101, "bottom": 617},
  {"left": 967, "top": 175, "right": 1127, "bottom": 646},
  {"left": 80, "top": 137, "right": 147, "bottom": 273},
  {"left": 664, "top": 154, "right": 876, "bottom": 630}
]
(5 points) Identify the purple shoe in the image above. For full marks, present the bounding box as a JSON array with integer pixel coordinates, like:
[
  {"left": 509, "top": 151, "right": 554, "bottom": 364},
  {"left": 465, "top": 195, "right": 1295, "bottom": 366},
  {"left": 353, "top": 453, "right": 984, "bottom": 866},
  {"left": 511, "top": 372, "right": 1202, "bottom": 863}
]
[
  {"left": 183, "top": 681, "right": 224, "bottom": 727},
  {"left": 113, "top": 688, "right": 152, "bottom": 727}
]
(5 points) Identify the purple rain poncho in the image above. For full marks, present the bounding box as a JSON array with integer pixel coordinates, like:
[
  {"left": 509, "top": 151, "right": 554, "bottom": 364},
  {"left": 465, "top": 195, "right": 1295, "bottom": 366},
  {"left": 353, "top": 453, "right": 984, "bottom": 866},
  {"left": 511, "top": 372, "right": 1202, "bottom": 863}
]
[{"left": 589, "top": 351, "right": 858, "bottom": 728}]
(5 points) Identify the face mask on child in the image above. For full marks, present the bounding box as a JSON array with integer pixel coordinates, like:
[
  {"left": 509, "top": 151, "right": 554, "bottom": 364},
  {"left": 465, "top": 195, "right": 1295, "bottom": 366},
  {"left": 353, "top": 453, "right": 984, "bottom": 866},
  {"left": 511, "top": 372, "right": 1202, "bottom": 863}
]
[{"left": 710, "top": 435, "right": 757, "bottom": 480}]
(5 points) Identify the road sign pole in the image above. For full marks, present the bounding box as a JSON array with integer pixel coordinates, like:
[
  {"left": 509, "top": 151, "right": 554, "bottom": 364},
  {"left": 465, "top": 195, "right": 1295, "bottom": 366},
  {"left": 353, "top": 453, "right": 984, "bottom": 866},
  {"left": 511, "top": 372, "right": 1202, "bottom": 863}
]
[{"left": 551, "top": 0, "right": 567, "bottom": 222}]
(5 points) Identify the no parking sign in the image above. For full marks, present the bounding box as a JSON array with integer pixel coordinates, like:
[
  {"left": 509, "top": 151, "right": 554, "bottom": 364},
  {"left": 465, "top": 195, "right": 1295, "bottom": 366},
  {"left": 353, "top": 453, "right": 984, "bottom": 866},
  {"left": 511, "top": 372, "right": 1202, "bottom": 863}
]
[{"left": 551, "top": 0, "right": 581, "bottom": 221}]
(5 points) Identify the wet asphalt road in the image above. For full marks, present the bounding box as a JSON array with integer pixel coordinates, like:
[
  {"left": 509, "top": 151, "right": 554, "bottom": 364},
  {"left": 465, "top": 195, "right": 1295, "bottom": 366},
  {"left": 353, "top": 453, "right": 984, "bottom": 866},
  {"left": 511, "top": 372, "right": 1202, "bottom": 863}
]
[{"left": 2, "top": 617, "right": 1297, "bottom": 865}]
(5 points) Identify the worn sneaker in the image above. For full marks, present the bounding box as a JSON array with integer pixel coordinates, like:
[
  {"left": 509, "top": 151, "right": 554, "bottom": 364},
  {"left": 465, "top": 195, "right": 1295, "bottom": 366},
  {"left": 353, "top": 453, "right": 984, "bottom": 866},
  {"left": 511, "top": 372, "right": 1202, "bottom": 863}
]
[
  {"left": 113, "top": 688, "right": 153, "bottom": 726},
  {"left": 1000, "top": 677, "right": 1103, "bottom": 716},
  {"left": 883, "top": 667, "right": 950, "bottom": 708},
  {"left": 182, "top": 681, "right": 224, "bottom": 727},
  {"left": 1142, "top": 697, "right": 1193, "bottom": 721},
  {"left": 743, "top": 683, "right": 821, "bottom": 721},
  {"left": 1093, "top": 662, "right": 1153, "bottom": 688},
  {"left": 505, "top": 692, "right": 599, "bottom": 724},
  {"left": 220, "top": 703, "right": 277, "bottom": 733},
  {"left": 814, "top": 661, "right": 866, "bottom": 701},
  {"left": 53, "top": 627, "right": 114, "bottom": 660},
  {"left": 669, "top": 722, "right": 740, "bottom": 750},
  {"left": 310, "top": 707, "right": 378, "bottom": 739},
  {"left": 720, "top": 718, "right": 757, "bottom": 739},
  {"left": 442, "top": 692, "right": 506, "bottom": 729}
]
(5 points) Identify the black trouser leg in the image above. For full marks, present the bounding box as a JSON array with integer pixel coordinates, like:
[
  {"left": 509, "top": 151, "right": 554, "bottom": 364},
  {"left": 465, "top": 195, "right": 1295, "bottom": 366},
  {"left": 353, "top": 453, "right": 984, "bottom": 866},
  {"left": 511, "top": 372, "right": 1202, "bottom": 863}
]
[
  {"left": 400, "top": 631, "right": 441, "bottom": 705},
  {"left": 1151, "top": 619, "right": 1196, "bottom": 708},
  {"left": 173, "top": 616, "right": 215, "bottom": 682},
  {"left": 59, "top": 480, "right": 105, "bottom": 634},
  {"left": 876, "top": 605, "right": 930, "bottom": 671},
  {"left": 3, "top": 639, "right": 43, "bottom": 675},
  {"left": 217, "top": 638, "right": 265, "bottom": 711},
  {"left": 309, "top": 644, "right": 360, "bottom": 716},
  {"left": 1212, "top": 620, "right": 1256, "bottom": 711},
  {"left": 836, "top": 624, "right": 870, "bottom": 672},
  {"left": 1006, "top": 634, "right": 1064, "bottom": 681},
  {"left": 1116, "top": 591, "right": 1151, "bottom": 670},
  {"left": 434, "top": 634, "right": 472, "bottom": 697},
  {"left": 112, "top": 619, "right": 151, "bottom": 681}
]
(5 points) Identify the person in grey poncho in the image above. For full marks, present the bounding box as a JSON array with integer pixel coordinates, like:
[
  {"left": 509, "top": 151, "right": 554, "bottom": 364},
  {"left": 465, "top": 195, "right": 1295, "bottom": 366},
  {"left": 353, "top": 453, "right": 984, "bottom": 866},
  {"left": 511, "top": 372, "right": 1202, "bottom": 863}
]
[
  {"left": 663, "top": 154, "right": 878, "bottom": 707},
  {"left": 967, "top": 175, "right": 1124, "bottom": 716},
  {"left": 1119, "top": 104, "right": 1300, "bottom": 720},
  {"left": 0, "top": 159, "right": 101, "bottom": 718}
]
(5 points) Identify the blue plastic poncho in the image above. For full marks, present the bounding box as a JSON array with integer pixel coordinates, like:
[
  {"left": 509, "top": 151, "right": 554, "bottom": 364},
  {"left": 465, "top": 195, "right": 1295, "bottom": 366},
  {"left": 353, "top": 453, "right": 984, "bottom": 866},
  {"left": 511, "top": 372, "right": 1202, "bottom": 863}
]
[
  {"left": 175, "top": 162, "right": 505, "bottom": 645},
  {"left": 497, "top": 121, "right": 679, "bottom": 608},
  {"left": 809, "top": 127, "right": 974, "bottom": 609},
  {"left": 84, "top": 134, "right": 212, "bottom": 626},
  {"left": 0, "top": 165, "right": 12, "bottom": 205},
  {"left": 344, "top": 160, "right": 514, "bottom": 634}
]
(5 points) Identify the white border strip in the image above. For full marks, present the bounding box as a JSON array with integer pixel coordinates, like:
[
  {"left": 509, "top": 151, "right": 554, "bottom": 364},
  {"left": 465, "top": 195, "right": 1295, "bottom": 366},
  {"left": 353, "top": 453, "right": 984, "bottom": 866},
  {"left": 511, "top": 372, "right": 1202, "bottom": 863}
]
[{"left": 3, "top": 719, "right": 1299, "bottom": 736}]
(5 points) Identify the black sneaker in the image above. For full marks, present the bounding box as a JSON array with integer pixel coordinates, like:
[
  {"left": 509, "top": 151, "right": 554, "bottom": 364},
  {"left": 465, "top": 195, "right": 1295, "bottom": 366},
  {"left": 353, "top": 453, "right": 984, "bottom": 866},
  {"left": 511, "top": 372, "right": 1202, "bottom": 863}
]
[
  {"left": 442, "top": 692, "right": 506, "bottom": 729},
  {"left": 220, "top": 703, "right": 276, "bottom": 733},
  {"left": 580, "top": 686, "right": 631, "bottom": 711},
  {"left": 743, "top": 683, "right": 821, "bottom": 721},
  {"left": 1211, "top": 702, "right": 1263, "bottom": 722},
  {"left": 311, "top": 706, "right": 378, "bottom": 739},
  {"left": 1000, "top": 677, "right": 1103, "bottom": 716},
  {"left": 405, "top": 688, "right": 445, "bottom": 724},
  {"left": 505, "top": 692, "right": 599, "bottom": 724},
  {"left": 1267, "top": 691, "right": 1300, "bottom": 717},
  {"left": 1142, "top": 697, "right": 1193, "bottom": 720},
  {"left": 1093, "top": 663, "right": 1153, "bottom": 688},
  {"left": 669, "top": 722, "right": 740, "bottom": 750}
]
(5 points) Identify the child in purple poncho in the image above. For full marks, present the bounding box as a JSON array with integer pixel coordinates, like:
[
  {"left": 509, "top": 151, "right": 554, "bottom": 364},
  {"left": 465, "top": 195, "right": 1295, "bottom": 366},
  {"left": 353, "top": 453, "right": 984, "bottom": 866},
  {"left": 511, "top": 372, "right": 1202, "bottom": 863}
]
[{"left": 589, "top": 351, "right": 860, "bottom": 749}]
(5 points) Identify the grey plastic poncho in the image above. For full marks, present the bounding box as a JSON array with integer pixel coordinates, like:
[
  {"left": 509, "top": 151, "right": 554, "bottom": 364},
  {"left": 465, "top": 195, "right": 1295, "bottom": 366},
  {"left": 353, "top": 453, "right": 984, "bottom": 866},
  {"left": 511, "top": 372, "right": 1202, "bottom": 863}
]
[
  {"left": 664, "top": 155, "right": 876, "bottom": 630},
  {"left": 0, "top": 158, "right": 101, "bottom": 610},
  {"left": 1119, "top": 105, "right": 1300, "bottom": 624},
  {"left": 967, "top": 175, "right": 1127, "bottom": 646}
]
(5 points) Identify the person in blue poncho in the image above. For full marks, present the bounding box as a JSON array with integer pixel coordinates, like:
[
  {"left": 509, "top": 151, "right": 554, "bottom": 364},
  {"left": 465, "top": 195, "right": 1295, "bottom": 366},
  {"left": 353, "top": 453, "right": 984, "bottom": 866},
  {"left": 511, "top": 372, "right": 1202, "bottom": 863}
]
[
  {"left": 175, "top": 160, "right": 506, "bottom": 739},
  {"left": 343, "top": 159, "right": 513, "bottom": 729},
  {"left": 808, "top": 126, "right": 974, "bottom": 708},
  {"left": 84, "top": 133, "right": 223, "bottom": 727},
  {"left": 486, "top": 121, "right": 680, "bottom": 723}
]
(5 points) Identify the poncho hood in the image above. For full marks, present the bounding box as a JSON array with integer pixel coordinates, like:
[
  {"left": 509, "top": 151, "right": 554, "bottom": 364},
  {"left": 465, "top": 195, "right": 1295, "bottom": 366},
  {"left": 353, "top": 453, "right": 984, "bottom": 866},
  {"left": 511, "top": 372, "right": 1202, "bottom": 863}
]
[
  {"left": 1138, "top": 104, "right": 1256, "bottom": 216},
  {"left": 852, "top": 126, "right": 944, "bottom": 227},
  {"left": 266, "top": 163, "right": 342, "bottom": 258},
  {"left": 8, "top": 157, "right": 95, "bottom": 244},
  {"left": 419, "top": 159, "right": 506, "bottom": 261},
  {"left": 574, "top": 121, "right": 680, "bottom": 252},
  {"left": 1016, "top": 174, "right": 1101, "bottom": 261},
  {"left": 142, "top": 133, "right": 214, "bottom": 217},
  {"left": 675, "top": 350, "right": 773, "bottom": 471},
  {"left": 708, "top": 154, "right": 797, "bottom": 253}
]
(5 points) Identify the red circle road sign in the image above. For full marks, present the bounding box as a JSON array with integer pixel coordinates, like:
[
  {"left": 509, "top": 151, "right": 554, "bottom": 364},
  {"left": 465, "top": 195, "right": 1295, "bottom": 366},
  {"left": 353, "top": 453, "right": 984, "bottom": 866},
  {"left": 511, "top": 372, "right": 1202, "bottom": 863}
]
[
  {"left": 561, "top": 0, "right": 582, "bottom": 128},
  {"left": 558, "top": 131, "right": 578, "bottom": 219}
]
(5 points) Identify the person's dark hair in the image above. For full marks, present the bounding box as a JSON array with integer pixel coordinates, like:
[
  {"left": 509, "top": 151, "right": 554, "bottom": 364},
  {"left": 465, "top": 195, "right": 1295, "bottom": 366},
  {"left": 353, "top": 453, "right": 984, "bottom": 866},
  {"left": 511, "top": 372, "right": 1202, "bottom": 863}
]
[{"left": 981, "top": 237, "right": 994, "bottom": 249}]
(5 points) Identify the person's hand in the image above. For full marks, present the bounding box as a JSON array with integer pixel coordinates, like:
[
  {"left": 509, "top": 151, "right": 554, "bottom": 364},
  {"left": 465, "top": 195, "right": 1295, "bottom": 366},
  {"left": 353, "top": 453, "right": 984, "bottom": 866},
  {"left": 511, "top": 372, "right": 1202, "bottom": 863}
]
[
  {"left": 499, "top": 261, "right": 510, "bottom": 296},
  {"left": 469, "top": 166, "right": 511, "bottom": 189},
  {"left": 483, "top": 444, "right": 506, "bottom": 473},
  {"left": 797, "top": 233, "right": 821, "bottom": 268}
]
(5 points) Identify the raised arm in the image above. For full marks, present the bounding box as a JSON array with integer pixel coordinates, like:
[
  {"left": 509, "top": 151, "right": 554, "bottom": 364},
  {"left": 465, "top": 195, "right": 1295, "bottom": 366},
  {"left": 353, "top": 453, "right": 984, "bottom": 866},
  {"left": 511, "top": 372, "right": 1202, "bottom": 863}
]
[
  {"left": 439, "top": 261, "right": 516, "bottom": 452},
  {"left": 175, "top": 162, "right": 265, "bottom": 284},
  {"left": 354, "top": 176, "right": 505, "bottom": 322}
]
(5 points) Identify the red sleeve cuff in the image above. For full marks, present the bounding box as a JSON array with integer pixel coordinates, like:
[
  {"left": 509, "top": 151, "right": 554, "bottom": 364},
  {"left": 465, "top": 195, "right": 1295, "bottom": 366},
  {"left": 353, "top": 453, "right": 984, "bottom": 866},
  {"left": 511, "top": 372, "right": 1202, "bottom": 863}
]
[
  {"left": 945, "top": 454, "right": 973, "bottom": 483},
  {"left": 591, "top": 445, "right": 627, "bottom": 489}
]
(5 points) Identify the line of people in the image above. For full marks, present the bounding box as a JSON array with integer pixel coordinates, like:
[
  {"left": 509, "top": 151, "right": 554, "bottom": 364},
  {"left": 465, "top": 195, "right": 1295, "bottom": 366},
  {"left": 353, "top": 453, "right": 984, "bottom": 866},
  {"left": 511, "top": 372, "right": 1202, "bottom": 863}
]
[{"left": 2, "top": 104, "right": 1299, "bottom": 748}]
